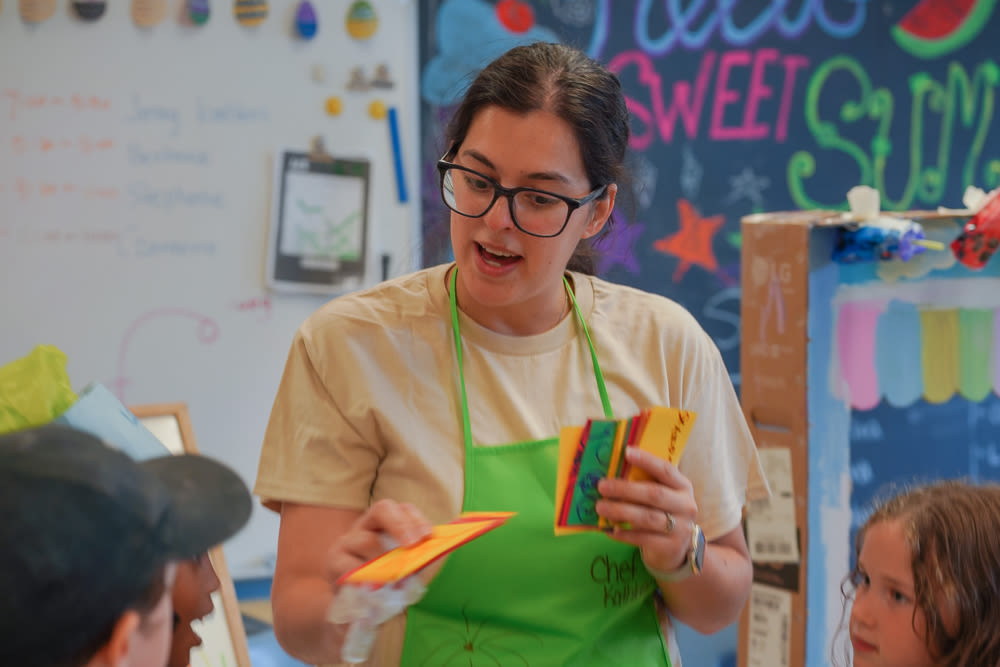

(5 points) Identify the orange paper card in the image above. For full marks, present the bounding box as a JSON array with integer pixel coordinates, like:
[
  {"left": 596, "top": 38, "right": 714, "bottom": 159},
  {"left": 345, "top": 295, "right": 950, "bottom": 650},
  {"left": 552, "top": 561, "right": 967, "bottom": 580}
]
[{"left": 338, "top": 511, "right": 516, "bottom": 586}]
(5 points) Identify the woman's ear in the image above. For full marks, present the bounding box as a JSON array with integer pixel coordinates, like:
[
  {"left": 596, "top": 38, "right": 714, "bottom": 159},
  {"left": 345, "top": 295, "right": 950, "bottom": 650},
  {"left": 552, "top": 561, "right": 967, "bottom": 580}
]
[
  {"left": 90, "top": 611, "right": 140, "bottom": 667},
  {"left": 582, "top": 183, "right": 618, "bottom": 240}
]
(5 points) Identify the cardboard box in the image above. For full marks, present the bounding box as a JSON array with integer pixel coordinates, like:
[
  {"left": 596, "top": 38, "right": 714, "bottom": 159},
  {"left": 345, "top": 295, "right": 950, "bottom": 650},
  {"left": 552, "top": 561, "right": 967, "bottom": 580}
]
[{"left": 736, "top": 209, "right": 1000, "bottom": 667}]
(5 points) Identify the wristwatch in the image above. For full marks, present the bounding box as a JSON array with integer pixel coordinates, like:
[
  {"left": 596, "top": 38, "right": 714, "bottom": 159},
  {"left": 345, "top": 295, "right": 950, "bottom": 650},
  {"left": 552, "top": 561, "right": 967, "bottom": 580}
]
[{"left": 650, "top": 523, "right": 706, "bottom": 582}]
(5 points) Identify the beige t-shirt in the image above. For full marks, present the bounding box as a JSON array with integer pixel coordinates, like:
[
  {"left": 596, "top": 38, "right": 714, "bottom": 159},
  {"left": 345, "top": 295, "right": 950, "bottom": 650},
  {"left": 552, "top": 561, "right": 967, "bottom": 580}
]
[{"left": 255, "top": 263, "right": 769, "bottom": 666}]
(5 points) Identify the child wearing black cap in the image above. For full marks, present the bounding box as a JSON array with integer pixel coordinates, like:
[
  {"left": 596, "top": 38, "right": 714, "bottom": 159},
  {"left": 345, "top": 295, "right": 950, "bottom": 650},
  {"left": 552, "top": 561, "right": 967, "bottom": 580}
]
[{"left": 0, "top": 424, "right": 252, "bottom": 667}]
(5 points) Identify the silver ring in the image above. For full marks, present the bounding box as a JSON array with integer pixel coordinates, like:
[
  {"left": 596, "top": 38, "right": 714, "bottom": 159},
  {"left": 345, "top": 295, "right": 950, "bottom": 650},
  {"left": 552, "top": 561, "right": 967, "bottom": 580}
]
[{"left": 664, "top": 511, "right": 675, "bottom": 534}]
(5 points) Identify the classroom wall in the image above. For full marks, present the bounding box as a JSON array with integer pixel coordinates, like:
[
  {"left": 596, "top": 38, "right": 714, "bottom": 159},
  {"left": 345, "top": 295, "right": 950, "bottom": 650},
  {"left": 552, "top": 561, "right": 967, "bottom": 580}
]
[
  {"left": 0, "top": 0, "right": 421, "bottom": 579},
  {"left": 5, "top": 1, "right": 1000, "bottom": 664}
]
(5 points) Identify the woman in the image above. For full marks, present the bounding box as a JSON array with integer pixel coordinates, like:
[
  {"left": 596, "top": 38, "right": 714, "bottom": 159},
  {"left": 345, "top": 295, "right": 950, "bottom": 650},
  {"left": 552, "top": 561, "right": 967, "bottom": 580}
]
[{"left": 255, "top": 41, "right": 768, "bottom": 666}]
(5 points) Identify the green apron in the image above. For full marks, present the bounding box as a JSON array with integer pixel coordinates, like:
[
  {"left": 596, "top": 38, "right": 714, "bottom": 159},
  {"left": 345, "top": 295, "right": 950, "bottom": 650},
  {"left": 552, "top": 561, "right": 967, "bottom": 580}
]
[{"left": 400, "top": 270, "right": 671, "bottom": 666}]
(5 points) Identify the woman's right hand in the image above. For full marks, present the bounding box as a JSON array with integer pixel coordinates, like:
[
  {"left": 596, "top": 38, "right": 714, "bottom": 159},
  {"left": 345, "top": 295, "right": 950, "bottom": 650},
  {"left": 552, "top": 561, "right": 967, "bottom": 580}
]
[
  {"left": 326, "top": 499, "right": 434, "bottom": 587},
  {"left": 271, "top": 500, "right": 434, "bottom": 664}
]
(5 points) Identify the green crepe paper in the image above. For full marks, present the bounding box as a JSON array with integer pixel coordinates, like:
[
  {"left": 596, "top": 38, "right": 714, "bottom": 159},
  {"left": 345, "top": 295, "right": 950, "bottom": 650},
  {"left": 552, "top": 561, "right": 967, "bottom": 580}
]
[{"left": 0, "top": 344, "right": 79, "bottom": 434}]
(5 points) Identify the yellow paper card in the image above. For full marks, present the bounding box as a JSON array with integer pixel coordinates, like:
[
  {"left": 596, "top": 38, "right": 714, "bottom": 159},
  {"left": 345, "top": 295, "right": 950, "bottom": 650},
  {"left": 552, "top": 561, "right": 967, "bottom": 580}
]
[
  {"left": 339, "top": 511, "right": 515, "bottom": 585},
  {"left": 627, "top": 406, "right": 696, "bottom": 483}
]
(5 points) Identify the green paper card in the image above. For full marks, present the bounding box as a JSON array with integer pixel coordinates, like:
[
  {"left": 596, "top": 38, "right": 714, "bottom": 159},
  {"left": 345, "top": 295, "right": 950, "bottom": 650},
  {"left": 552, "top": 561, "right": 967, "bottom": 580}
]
[{"left": 565, "top": 419, "right": 618, "bottom": 526}]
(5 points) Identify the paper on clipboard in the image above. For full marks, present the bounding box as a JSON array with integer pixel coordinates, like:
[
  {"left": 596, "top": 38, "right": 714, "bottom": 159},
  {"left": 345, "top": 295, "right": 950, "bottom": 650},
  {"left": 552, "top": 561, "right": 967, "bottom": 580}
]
[{"left": 266, "top": 147, "right": 370, "bottom": 295}]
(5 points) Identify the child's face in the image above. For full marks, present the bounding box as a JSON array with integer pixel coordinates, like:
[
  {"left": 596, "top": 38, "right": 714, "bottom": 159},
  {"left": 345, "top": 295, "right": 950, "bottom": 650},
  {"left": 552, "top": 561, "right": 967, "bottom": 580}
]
[
  {"left": 124, "top": 562, "right": 178, "bottom": 667},
  {"left": 849, "top": 519, "right": 935, "bottom": 667},
  {"left": 169, "top": 553, "right": 221, "bottom": 667}
]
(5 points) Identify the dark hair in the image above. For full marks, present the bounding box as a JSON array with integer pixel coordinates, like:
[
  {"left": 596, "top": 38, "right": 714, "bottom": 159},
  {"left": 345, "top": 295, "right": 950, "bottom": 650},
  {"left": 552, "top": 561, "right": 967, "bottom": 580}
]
[
  {"left": 835, "top": 480, "right": 1000, "bottom": 666},
  {"left": 445, "top": 42, "right": 631, "bottom": 274},
  {"left": 55, "top": 564, "right": 169, "bottom": 667}
]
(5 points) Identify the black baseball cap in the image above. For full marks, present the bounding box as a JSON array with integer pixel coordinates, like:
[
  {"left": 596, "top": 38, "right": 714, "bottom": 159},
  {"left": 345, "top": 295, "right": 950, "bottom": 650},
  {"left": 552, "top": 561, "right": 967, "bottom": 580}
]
[{"left": 0, "top": 424, "right": 252, "bottom": 667}]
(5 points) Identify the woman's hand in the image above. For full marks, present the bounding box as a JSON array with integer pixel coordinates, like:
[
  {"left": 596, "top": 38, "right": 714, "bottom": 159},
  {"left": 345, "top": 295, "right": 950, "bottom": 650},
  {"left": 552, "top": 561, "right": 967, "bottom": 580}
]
[
  {"left": 326, "top": 499, "right": 434, "bottom": 587},
  {"left": 271, "top": 500, "right": 432, "bottom": 665},
  {"left": 595, "top": 446, "right": 698, "bottom": 574},
  {"left": 272, "top": 501, "right": 432, "bottom": 663}
]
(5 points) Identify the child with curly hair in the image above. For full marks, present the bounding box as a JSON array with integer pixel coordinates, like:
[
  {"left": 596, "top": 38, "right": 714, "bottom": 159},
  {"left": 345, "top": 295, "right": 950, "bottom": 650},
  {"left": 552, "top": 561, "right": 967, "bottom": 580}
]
[{"left": 841, "top": 479, "right": 1000, "bottom": 666}]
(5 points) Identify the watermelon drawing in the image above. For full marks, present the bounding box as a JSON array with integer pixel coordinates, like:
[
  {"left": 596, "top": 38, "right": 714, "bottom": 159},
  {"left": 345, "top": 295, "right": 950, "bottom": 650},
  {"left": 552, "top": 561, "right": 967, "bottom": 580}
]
[{"left": 892, "top": 0, "right": 997, "bottom": 59}]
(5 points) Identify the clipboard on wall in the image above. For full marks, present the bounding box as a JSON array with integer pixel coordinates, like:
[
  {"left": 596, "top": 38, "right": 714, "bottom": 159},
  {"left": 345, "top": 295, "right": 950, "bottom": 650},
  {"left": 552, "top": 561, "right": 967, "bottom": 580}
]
[{"left": 266, "top": 139, "right": 370, "bottom": 294}]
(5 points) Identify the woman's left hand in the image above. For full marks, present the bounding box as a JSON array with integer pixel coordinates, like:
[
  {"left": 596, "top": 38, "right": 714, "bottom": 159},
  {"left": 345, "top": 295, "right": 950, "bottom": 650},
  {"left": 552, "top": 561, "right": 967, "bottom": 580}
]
[{"left": 595, "top": 445, "right": 698, "bottom": 574}]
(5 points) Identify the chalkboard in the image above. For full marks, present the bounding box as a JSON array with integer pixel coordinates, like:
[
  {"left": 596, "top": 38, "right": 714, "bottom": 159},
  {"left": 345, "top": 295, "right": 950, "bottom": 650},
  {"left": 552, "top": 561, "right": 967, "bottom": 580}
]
[
  {"left": 851, "top": 395, "right": 1000, "bottom": 522},
  {"left": 417, "top": 0, "right": 1000, "bottom": 391},
  {"left": 0, "top": 1, "right": 421, "bottom": 579}
]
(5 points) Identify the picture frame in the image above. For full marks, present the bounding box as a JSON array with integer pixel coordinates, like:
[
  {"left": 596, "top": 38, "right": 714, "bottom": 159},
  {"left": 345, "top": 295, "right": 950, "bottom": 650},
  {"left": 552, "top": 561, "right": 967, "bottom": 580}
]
[{"left": 129, "top": 403, "right": 252, "bottom": 667}]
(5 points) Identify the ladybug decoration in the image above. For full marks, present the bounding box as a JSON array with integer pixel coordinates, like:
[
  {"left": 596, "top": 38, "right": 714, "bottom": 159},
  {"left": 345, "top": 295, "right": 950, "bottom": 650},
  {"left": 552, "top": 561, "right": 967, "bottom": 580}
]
[{"left": 951, "top": 188, "right": 1000, "bottom": 270}]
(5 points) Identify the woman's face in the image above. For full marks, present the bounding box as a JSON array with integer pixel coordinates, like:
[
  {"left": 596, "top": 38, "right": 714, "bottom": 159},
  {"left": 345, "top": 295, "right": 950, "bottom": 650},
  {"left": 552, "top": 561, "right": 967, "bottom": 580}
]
[
  {"left": 168, "top": 553, "right": 220, "bottom": 667},
  {"left": 449, "top": 105, "right": 616, "bottom": 335}
]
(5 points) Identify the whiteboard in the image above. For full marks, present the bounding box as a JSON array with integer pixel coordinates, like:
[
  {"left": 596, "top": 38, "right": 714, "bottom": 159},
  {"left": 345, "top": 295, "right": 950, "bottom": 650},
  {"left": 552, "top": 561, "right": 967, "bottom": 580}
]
[{"left": 0, "top": 0, "right": 421, "bottom": 579}]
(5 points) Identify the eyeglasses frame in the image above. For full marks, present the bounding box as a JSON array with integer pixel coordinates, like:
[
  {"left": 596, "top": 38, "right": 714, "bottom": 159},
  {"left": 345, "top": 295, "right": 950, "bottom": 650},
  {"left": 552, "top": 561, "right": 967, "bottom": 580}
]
[{"left": 436, "top": 157, "right": 608, "bottom": 238}]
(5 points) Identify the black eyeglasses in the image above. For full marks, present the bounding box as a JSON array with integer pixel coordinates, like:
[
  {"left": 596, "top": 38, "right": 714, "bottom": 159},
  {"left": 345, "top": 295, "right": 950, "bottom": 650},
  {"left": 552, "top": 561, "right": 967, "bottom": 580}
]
[{"left": 437, "top": 158, "right": 608, "bottom": 238}]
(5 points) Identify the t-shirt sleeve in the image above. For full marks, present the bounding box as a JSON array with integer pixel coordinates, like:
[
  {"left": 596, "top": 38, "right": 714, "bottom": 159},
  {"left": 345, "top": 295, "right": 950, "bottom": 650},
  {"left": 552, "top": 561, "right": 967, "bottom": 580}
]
[
  {"left": 676, "top": 327, "right": 771, "bottom": 541},
  {"left": 254, "top": 324, "right": 382, "bottom": 512}
]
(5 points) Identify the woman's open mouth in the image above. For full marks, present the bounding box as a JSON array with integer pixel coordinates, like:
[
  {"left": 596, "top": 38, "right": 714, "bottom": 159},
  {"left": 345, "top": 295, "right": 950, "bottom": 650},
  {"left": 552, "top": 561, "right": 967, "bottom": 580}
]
[{"left": 477, "top": 242, "right": 521, "bottom": 268}]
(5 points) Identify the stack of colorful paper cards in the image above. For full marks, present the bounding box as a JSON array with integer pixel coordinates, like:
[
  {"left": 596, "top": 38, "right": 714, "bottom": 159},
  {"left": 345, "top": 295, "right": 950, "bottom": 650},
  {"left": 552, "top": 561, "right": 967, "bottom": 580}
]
[
  {"left": 337, "top": 511, "right": 515, "bottom": 587},
  {"left": 554, "top": 407, "right": 696, "bottom": 536}
]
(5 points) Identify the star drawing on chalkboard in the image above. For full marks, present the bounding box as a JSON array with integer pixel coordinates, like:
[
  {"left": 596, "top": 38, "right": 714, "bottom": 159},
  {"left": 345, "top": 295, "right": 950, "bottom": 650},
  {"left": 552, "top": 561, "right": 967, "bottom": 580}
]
[
  {"left": 595, "top": 221, "right": 644, "bottom": 276},
  {"left": 725, "top": 167, "right": 770, "bottom": 208},
  {"left": 653, "top": 199, "right": 725, "bottom": 283}
]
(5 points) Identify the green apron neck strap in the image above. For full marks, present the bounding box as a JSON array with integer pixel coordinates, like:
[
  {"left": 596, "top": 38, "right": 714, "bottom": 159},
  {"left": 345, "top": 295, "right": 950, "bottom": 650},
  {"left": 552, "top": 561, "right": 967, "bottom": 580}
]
[
  {"left": 448, "top": 267, "right": 475, "bottom": 453},
  {"left": 448, "top": 267, "right": 614, "bottom": 451},
  {"left": 564, "top": 275, "right": 613, "bottom": 418}
]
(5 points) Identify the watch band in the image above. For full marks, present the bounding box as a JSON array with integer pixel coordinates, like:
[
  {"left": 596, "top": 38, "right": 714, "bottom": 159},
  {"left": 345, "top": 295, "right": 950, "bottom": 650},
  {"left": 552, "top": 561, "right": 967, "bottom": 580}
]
[{"left": 642, "top": 523, "right": 705, "bottom": 583}]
